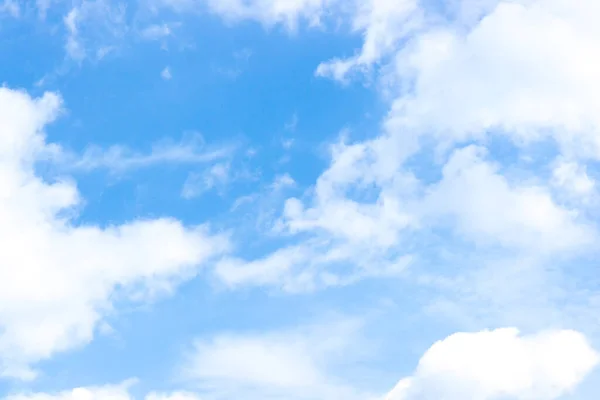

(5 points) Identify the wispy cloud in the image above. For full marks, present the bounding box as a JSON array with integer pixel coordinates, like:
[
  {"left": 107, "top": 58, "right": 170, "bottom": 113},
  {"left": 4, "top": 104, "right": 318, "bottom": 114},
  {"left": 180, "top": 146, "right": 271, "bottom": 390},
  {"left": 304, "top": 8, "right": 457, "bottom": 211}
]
[
  {"left": 0, "top": 0, "right": 19, "bottom": 17},
  {"left": 161, "top": 66, "right": 172, "bottom": 80},
  {"left": 178, "top": 316, "right": 380, "bottom": 400},
  {"left": 63, "top": 0, "right": 129, "bottom": 62},
  {"left": 48, "top": 134, "right": 235, "bottom": 174},
  {"left": 139, "top": 23, "right": 174, "bottom": 40},
  {"left": 181, "top": 163, "right": 230, "bottom": 199}
]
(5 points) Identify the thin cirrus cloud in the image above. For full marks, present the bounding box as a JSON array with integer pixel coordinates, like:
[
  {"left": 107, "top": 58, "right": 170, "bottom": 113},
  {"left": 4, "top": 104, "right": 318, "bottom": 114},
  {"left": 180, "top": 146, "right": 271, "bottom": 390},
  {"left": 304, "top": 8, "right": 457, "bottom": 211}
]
[{"left": 48, "top": 134, "right": 234, "bottom": 174}]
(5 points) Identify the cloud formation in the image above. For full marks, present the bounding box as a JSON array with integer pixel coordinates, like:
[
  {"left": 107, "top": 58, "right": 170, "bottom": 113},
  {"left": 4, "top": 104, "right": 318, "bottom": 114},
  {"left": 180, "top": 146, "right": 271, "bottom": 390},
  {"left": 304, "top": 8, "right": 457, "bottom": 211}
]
[
  {"left": 0, "top": 88, "right": 229, "bottom": 379},
  {"left": 386, "top": 328, "right": 599, "bottom": 400},
  {"left": 3, "top": 1, "right": 600, "bottom": 399}
]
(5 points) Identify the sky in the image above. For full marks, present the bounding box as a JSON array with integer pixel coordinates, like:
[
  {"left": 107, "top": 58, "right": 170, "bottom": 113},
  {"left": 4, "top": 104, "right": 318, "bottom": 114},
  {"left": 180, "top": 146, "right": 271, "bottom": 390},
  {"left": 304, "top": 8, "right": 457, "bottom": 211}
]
[{"left": 0, "top": 0, "right": 600, "bottom": 399}]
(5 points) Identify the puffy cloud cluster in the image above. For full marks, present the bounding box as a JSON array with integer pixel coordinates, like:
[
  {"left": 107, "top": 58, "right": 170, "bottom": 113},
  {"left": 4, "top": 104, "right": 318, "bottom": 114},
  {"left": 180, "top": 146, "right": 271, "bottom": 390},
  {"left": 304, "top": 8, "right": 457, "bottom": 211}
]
[
  {"left": 387, "top": 328, "right": 599, "bottom": 400},
  {"left": 4, "top": 0, "right": 600, "bottom": 399},
  {"left": 194, "top": 1, "right": 600, "bottom": 396},
  {"left": 0, "top": 88, "right": 229, "bottom": 379}
]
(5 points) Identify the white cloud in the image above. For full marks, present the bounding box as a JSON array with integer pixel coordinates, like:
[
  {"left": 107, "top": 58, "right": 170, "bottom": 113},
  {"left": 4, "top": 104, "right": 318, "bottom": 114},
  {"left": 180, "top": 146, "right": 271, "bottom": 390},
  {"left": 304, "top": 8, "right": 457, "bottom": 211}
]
[
  {"left": 49, "top": 134, "right": 232, "bottom": 174},
  {"left": 0, "top": 87, "right": 229, "bottom": 379},
  {"left": 140, "top": 24, "right": 172, "bottom": 40},
  {"left": 316, "top": 0, "right": 420, "bottom": 81},
  {"left": 212, "top": 133, "right": 593, "bottom": 293},
  {"left": 40, "top": 0, "right": 600, "bottom": 389},
  {"left": 552, "top": 159, "right": 596, "bottom": 199},
  {"left": 64, "top": 7, "right": 86, "bottom": 61},
  {"left": 7, "top": 0, "right": 600, "bottom": 399},
  {"left": 386, "top": 328, "right": 599, "bottom": 400},
  {"left": 3, "top": 383, "right": 206, "bottom": 400},
  {"left": 161, "top": 66, "right": 172, "bottom": 80},
  {"left": 284, "top": 113, "right": 298, "bottom": 132},
  {"left": 293, "top": 0, "right": 600, "bottom": 283},
  {"left": 8, "top": 328, "right": 598, "bottom": 400},
  {"left": 180, "top": 317, "right": 378, "bottom": 400},
  {"left": 420, "top": 145, "right": 596, "bottom": 253},
  {"left": 271, "top": 173, "right": 295, "bottom": 191},
  {"left": 199, "top": 0, "right": 338, "bottom": 30},
  {"left": 387, "top": 0, "right": 600, "bottom": 159},
  {"left": 181, "top": 163, "right": 230, "bottom": 199},
  {"left": 280, "top": 134, "right": 418, "bottom": 249},
  {"left": 3, "top": 383, "right": 203, "bottom": 400},
  {"left": 4, "top": 381, "right": 137, "bottom": 400},
  {"left": 63, "top": 0, "right": 128, "bottom": 62},
  {"left": 1, "top": 318, "right": 377, "bottom": 400},
  {"left": 214, "top": 237, "right": 411, "bottom": 292}
]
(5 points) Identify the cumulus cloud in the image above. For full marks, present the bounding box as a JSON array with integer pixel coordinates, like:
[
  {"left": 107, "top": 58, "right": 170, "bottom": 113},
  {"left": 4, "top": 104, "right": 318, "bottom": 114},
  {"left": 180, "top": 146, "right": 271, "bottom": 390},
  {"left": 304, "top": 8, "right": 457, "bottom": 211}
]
[
  {"left": 386, "top": 328, "right": 599, "bottom": 400},
  {"left": 420, "top": 145, "right": 596, "bottom": 253},
  {"left": 0, "top": 87, "right": 229, "bottom": 379},
  {"left": 387, "top": 0, "right": 600, "bottom": 159},
  {"left": 551, "top": 159, "right": 596, "bottom": 200},
  {"left": 191, "top": 6, "right": 600, "bottom": 371},
  {"left": 281, "top": 0, "right": 600, "bottom": 275}
]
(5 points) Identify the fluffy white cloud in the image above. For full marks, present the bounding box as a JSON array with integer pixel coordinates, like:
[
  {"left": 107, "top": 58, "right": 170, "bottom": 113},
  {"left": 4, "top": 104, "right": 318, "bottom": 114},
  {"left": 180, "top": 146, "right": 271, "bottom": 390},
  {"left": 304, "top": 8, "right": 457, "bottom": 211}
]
[
  {"left": 552, "top": 159, "right": 596, "bottom": 200},
  {"left": 420, "top": 145, "right": 596, "bottom": 253},
  {"left": 0, "top": 88, "right": 229, "bottom": 379},
  {"left": 389, "top": 0, "right": 600, "bottom": 158},
  {"left": 386, "top": 328, "right": 599, "bottom": 400},
  {"left": 287, "top": 0, "right": 600, "bottom": 278},
  {"left": 183, "top": 3, "right": 600, "bottom": 332}
]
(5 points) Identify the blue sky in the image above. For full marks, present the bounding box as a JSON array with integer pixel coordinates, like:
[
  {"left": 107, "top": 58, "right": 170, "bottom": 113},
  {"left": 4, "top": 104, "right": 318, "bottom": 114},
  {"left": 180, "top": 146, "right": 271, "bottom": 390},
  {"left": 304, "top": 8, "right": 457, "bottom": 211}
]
[{"left": 1, "top": 0, "right": 600, "bottom": 399}]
